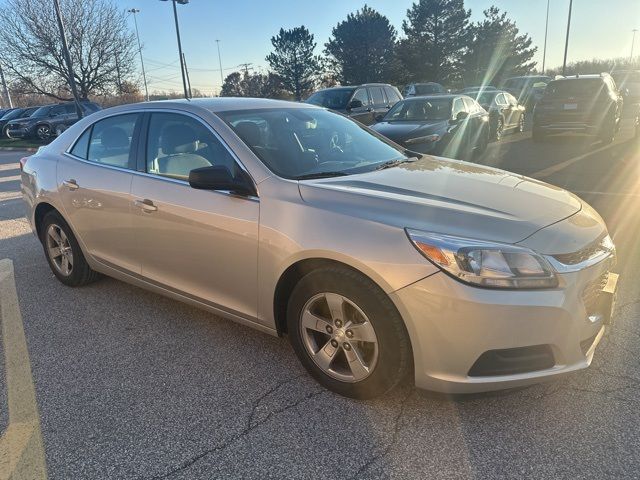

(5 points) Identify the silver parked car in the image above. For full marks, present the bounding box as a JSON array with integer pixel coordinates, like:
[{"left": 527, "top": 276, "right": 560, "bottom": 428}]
[{"left": 21, "top": 98, "right": 618, "bottom": 398}]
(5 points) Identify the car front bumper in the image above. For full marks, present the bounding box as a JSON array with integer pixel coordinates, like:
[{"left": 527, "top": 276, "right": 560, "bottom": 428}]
[{"left": 390, "top": 257, "right": 617, "bottom": 394}]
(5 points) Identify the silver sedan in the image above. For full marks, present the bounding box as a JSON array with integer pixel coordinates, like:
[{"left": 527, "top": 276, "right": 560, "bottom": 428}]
[{"left": 20, "top": 98, "right": 618, "bottom": 398}]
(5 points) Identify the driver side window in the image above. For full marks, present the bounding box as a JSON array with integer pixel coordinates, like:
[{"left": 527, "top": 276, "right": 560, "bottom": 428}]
[
  {"left": 351, "top": 89, "right": 370, "bottom": 107},
  {"left": 452, "top": 98, "right": 465, "bottom": 119},
  {"left": 146, "top": 113, "right": 240, "bottom": 181}
]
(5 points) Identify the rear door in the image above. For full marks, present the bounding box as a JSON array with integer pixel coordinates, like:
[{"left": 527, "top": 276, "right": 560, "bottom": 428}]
[
  {"left": 129, "top": 111, "right": 259, "bottom": 319},
  {"left": 58, "top": 112, "right": 143, "bottom": 273}
]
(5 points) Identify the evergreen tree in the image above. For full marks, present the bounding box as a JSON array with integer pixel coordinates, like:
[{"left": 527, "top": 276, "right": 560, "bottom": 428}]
[
  {"left": 461, "top": 6, "right": 537, "bottom": 86},
  {"left": 325, "top": 5, "right": 399, "bottom": 85},
  {"left": 398, "top": 0, "right": 472, "bottom": 86},
  {"left": 266, "top": 26, "right": 321, "bottom": 100}
]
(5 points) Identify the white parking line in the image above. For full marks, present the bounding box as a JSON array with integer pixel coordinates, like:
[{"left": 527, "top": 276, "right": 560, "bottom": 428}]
[
  {"left": 530, "top": 143, "right": 614, "bottom": 179},
  {"left": 0, "top": 259, "right": 47, "bottom": 480}
]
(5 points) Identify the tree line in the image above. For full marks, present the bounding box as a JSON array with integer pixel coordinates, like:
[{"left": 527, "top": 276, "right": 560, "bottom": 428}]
[{"left": 223, "top": 1, "right": 539, "bottom": 101}]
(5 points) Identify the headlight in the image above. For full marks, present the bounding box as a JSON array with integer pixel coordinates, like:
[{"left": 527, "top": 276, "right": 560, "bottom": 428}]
[
  {"left": 406, "top": 229, "right": 558, "bottom": 289},
  {"left": 404, "top": 134, "right": 440, "bottom": 145}
]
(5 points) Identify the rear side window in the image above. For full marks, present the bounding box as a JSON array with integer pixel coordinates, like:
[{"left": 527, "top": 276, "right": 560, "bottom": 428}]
[
  {"left": 369, "top": 87, "right": 385, "bottom": 105},
  {"left": 384, "top": 86, "right": 401, "bottom": 103},
  {"left": 86, "top": 114, "right": 141, "bottom": 169},
  {"left": 70, "top": 128, "right": 91, "bottom": 159}
]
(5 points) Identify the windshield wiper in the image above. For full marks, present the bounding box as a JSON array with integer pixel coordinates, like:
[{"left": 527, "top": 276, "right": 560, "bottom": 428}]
[
  {"left": 296, "top": 171, "right": 349, "bottom": 180},
  {"left": 375, "top": 157, "right": 418, "bottom": 171}
]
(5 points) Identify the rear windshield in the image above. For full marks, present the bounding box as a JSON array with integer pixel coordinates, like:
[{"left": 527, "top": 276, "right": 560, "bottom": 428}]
[
  {"left": 305, "top": 89, "right": 354, "bottom": 109},
  {"left": 384, "top": 98, "right": 452, "bottom": 122},
  {"left": 545, "top": 79, "right": 605, "bottom": 97},
  {"left": 415, "top": 84, "right": 442, "bottom": 95}
]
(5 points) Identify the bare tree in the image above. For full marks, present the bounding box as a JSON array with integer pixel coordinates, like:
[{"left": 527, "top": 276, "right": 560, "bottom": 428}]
[{"left": 0, "top": 0, "right": 137, "bottom": 100}]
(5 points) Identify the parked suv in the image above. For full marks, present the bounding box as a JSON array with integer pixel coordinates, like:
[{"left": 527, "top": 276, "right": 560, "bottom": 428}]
[
  {"left": 532, "top": 74, "right": 623, "bottom": 143},
  {"left": 7, "top": 101, "right": 101, "bottom": 141},
  {"left": 0, "top": 107, "right": 39, "bottom": 138},
  {"left": 501, "top": 75, "right": 551, "bottom": 109},
  {"left": 305, "top": 83, "right": 402, "bottom": 125}
]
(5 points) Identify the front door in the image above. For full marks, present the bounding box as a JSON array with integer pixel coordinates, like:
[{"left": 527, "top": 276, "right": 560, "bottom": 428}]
[
  {"left": 57, "top": 112, "right": 143, "bottom": 273},
  {"left": 348, "top": 88, "right": 374, "bottom": 125},
  {"left": 130, "top": 112, "right": 259, "bottom": 319}
]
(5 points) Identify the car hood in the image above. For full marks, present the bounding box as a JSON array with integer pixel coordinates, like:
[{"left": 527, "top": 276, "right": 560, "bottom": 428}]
[
  {"left": 371, "top": 120, "right": 448, "bottom": 142},
  {"left": 298, "top": 156, "right": 582, "bottom": 245},
  {"left": 7, "top": 117, "right": 36, "bottom": 126}
]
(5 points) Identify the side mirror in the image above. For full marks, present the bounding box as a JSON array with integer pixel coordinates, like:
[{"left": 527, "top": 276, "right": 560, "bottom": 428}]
[
  {"left": 188, "top": 165, "right": 255, "bottom": 196},
  {"left": 347, "top": 99, "right": 363, "bottom": 110},
  {"left": 452, "top": 111, "right": 469, "bottom": 123}
]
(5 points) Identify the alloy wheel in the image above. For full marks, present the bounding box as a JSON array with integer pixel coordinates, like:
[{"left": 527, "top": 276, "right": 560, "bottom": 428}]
[
  {"left": 518, "top": 115, "right": 525, "bottom": 133},
  {"left": 300, "top": 292, "right": 379, "bottom": 383},
  {"left": 495, "top": 119, "right": 504, "bottom": 141},
  {"left": 46, "top": 223, "right": 74, "bottom": 276},
  {"left": 36, "top": 125, "right": 51, "bottom": 140}
]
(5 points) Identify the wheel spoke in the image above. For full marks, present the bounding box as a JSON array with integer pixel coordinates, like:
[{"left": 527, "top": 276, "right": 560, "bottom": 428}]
[
  {"left": 313, "top": 339, "right": 339, "bottom": 371},
  {"left": 344, "top": 347, "right": 370, "bottom": 381},
  {"left": 48, "top": 227, "right": 62, "bottom": 245},
  {"left": 66, "top": 250, "right": 73, "bottom": 268},
  {"left": 346, "top": 321, "right": 377, "bottom": 343},
  {"left": 324, "top": 293, "right": 344, "bottom": 322},
  {"left": 61, "top": 256, "right": 70, "bottom": 275},
  {"left": 301, "top": 310, "right": 332, "bottom": 333},
  {"left": 48, "top": 246, "right": 62, "bottom": 259}
]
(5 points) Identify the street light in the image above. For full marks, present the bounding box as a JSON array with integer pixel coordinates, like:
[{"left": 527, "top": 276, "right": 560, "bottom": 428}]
[
  {"left": 215, "top": 40, "right": 224, "bottom": 92},
  {"left": 542, "top": 0, "right": 550, "bottom": 73},
  {"left": 562, "top": 0, "right": 573, "bottom": 76},
  {"left": 127, "top": 9, "right": 149, "bottom": 102},
  {"left": 160, "top": 0, "right": 189, "bottom": 99},
  {"left": 631, "top": 29, "right": 639, "bottom": 63}
]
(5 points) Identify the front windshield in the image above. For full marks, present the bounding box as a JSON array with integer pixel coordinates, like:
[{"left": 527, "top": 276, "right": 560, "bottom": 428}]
[
  {"left": 384, "top": 98, "right": 452, "bottom": 122},
  {"left": 219, "top": 107, "right": 407, "bottom": 179},
  {"left": 31, "top": 106, "right": 52, "bottom": 118},
  {"left": 1, "top": 109, "right": 24, "bottom": 121},
  {"left": 305, "top": 89, "right": 354, "bottom": 109}
]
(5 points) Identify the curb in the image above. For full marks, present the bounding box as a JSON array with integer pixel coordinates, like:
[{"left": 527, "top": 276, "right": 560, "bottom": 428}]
[{"left": 0, "top": 147, "right": 38, "bottom": 152}]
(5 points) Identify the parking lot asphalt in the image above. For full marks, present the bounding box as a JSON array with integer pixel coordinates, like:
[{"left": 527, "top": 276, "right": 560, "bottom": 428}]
[{"left": 1, "top": 121, "right": 640, "bottom": 479}]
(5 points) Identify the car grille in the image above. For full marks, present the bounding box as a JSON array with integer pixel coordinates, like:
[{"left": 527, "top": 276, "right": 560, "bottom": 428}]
[
  {"left": 552, "top": 235, "right": 614, "bottom": 266},
  {"left": 582, "top": 271, "right": 610, "bottom": 316}
]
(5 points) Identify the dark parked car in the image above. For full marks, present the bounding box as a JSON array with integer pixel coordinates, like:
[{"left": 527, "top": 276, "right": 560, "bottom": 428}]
[
  {"left": 474, "top": 90, "right": 526, "bottom": 140},
  {"left": 532, "top": 74, "right": 623, "bottom": 143},
  {"left": 0, "top": 107, "right": 39, "bottom": 138},
  {"left": 305, "top": 84, "right": 402, "bottom": 125},
  {"left": 501, "top": 75, "right": 551, "bottom": 109},
  {"left": 403, "top": 82, "right": 446, "bottom": 96},
  {"left": 371, "top": 94, "right": 490, "bottom": 159},
  {"left": 7, "top": 101, "right": 101, "bottom": 140},
  {"left": 611, "top": 70, "right": 640, "bottom": 111}
]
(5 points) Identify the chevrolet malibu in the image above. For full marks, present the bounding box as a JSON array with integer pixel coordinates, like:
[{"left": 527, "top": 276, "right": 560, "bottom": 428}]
[{"left": 21, "top": 98, "right": 618, "bottom": 399}]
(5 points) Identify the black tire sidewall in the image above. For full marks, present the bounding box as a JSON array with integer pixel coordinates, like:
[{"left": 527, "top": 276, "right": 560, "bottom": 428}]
[{"left": 287, "top": 267, "right": 411, "bottom": 399}]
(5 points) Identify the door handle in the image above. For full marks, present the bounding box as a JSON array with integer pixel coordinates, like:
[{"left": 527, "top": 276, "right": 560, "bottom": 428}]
[
  {"left": 134, "top": 199, "right": 158, "bottom": 212},
  {"left": 62, "top": 179, "right": 79, "bottom": 191}
]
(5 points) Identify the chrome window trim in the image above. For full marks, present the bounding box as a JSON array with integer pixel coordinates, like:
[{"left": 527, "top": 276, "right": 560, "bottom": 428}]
[{"left": 63, "top": 107, "right": 259, "bottom": 201}]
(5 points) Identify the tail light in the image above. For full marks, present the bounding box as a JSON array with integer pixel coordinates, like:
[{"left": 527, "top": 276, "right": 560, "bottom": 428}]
[{"left": 19, "top": 156, "right": 29, "bottom": 171}]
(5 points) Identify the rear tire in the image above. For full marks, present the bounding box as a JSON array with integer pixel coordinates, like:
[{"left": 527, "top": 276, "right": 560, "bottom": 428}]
[
  {"left": 532, "top": 126, "right": 546, "bottom": 143},
  {"left": 40, "top": 211, "right": 100, "bottom": 287},
  {"left": 599, "top": 115, "right": 616, "bottom": 144},
  {"left": 287, "top": 266, "right": 411, "bottom": 399}
]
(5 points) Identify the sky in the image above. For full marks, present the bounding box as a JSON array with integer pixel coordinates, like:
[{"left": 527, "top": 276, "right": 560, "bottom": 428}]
[{"left": 17, "top": 0, "right": 640, "bottom": 95}]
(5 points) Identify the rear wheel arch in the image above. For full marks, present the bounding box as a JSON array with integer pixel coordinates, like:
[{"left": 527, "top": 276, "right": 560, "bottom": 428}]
[
  {"left": 273, "top": 258, "right": 393, "bottom": 337},
  {"left": 34, "top": 202, "right": 58, "bottom": 240}
]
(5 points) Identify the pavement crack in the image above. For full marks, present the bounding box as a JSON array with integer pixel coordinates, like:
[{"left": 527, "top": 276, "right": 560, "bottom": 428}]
[
  {"left": 349, "top": 388, "right": 414, "bottom": 480},
  {"left": 146, "top": 375, "right": 323, "bottom": 480}
]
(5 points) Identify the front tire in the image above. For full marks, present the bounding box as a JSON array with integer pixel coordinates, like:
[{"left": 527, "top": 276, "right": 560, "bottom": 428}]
[
  {"left": 35, "top": 124, "right": 51, "bottom": 141},
  {"left": 40, "top": 211, "right": 100, "bottom": 287},
  {"left": 287, "top": 266, "right": 411, "bottom": 399},
  {"left": 494, "top": 117, "right": 504, "bottom": 141}
]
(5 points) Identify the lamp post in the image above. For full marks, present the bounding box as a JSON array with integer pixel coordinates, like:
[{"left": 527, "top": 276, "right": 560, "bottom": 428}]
[
  {"left": 215, "top": 40, "right": 224, "bottom": 92},
  {"left": 128, "top": 8, "right": 149, "bottom": 101},
  {"left": 631, "top": 29, "right": 639, "bottom": 63},
  {"left": 160, "top": 0, "right": 189, "bottom": 99},
  {"left": 562, "top": 0, "right": 573, "bottom": 76},
  {"left": 542, "top": 0, "right": 550, "bottom": 73}
]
